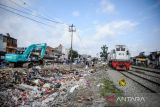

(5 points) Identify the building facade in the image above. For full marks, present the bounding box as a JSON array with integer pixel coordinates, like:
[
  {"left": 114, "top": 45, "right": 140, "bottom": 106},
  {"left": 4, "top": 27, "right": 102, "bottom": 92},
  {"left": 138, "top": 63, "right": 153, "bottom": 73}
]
[
  {"left": 0, "top": 33, "right": 17, "bottom": 63},
  {"left": 46, "top": 46, "right": 56, "bottom": 57},
  {"left": 0, "top": 33, "right": 17, "bottom": 53},
  {"left": 149, "top": 51, "right": 160, "bottom": 68},
  {"left": 45, "top": 44, "right": 69, "bottom": 63},
  {"left": 0, "top": 34, "right": 7, "bottom": 52}
]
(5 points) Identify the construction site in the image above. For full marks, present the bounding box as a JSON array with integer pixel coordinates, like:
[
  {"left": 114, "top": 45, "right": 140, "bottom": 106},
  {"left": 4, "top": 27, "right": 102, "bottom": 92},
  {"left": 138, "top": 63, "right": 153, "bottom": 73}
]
[
  {"left": 0, "top": 34, "right": 109, "bottom": 107},
  {"left": 0, "top": 0, "right": 160, "bottom": 107},
  {"left": 0, "top": 62, "right": 111, "bottom": 107}
]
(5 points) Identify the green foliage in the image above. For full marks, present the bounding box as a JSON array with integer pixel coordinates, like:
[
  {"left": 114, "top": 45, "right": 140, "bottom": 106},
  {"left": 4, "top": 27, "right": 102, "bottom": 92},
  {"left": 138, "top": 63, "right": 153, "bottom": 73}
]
[
  {"left": 68, "top": 49, "right": 78, "bottom": 62},
  {"left": 139, "top": 52, "right": 145, "bottom": 55},
  {"left": 100, "top": 45, "right": 108, "bottom": 61},
  {"left": 100, "top": 79, "right": 123, "bottom": 97},
  {"left": 100, "top": 79, "right": 134, "bottom": 107}
]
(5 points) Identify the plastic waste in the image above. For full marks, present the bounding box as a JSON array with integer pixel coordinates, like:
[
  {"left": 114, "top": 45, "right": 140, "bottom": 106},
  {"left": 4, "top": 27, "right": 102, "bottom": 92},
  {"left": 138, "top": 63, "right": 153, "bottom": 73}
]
[
  {"left": 69, "top": 85, "right": 79, "bottom": 93},
  {"left": 54, "top": 83, "right": 61, "bottom": 88}
]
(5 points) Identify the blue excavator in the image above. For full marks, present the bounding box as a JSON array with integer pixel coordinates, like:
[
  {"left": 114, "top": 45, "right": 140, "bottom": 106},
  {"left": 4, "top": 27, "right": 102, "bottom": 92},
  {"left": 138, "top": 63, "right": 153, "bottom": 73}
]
[{"left": 5, "top": 43, "right": 47, "bottom": 68}]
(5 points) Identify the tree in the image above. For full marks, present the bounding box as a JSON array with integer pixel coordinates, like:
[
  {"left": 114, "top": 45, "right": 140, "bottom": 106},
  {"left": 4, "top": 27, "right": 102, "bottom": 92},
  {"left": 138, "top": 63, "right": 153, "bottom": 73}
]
[
  {"left": 139, "top": 52, "right": 146, "bottom": 58},
  {"left": 68, "top": 49, "right": 78, "bottom": 62},
  {"left": 100, "top": 45, "right": 108, "bottom": 61},
  {"left": 139, "top": 52, "right": 145, "bottom": 56}
]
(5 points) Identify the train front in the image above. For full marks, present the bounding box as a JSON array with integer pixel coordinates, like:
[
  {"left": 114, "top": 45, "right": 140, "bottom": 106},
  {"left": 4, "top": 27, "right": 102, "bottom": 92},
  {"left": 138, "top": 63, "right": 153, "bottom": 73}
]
[{"left": 109, "top": 45, "right": 131, "bottom": 71}]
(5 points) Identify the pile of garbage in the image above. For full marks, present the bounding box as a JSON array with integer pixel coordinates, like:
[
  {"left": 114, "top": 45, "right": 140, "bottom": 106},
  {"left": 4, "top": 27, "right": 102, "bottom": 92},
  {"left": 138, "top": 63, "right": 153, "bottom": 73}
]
[{"left": 0, "top": 64, "right": 98, "bottom": 107}]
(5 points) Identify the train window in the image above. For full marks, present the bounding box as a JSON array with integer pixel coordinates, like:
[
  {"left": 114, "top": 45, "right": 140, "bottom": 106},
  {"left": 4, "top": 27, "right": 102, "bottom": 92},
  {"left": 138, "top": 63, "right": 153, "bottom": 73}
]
[
  {"left": 116, "top": 48, "right": 120, "bottom": 51},
  {"left": 121, "top": 48, "right": 125, "bottom": 51}
]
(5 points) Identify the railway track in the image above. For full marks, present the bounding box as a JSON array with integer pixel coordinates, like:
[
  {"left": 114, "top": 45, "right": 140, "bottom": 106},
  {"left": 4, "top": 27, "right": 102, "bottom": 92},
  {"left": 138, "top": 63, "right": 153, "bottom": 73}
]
[
  {"left": 132, "top": 66, "right": 160, "bottom": 74},
  {"left": 130, "top": 70, "right": 160, "bottom": 80},
  {"left": 131, "top": 66, "right": 160, "bottom": 80},
  {"left": 117, "top": 66, "right": 160, "bottom": 94}
]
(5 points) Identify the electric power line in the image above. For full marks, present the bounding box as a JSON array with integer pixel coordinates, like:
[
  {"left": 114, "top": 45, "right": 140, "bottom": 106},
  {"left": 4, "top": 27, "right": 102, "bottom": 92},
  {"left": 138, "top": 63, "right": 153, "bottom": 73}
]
[
  {"left": 8, "top": 0, "right": 32, "bottom": 12},
  {"left": 0, "top": 6, "right": 54, "bottom": 27},
  {"left": 10, "top": 0, "right": 51, "bottom": 20},
  {"left": 0, "top": 3, "right": 64, "bottom": 24},
  {"left": 16, "top": 0, "right": 68, "bottom": 25}
]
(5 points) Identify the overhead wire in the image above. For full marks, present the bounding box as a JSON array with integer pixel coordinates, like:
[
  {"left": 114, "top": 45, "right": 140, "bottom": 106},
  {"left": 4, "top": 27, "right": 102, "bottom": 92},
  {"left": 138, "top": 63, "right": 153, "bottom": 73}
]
[
  {"left": 76, "top": 30, "right": 88, "bottom": 50},
  {"left": 23, "top": 0, "right": 69, "bottom": 26},
  {"left": 0, "top": 3, "right": 65, "bottom": 24},
  {"left": 8, "top": 0, "right": 32, "bottom": 12},
  {"left": 17, "top": 0, "right": 68, "bottom": 25},
  {"left": 16, "top": 0, "right": 86, "bottom": 52},
  {"left": 0, "top": 5, "right": 54, "bottom": 28},
  {"left": 18, "top": 0, "right": 53, "bottom": 19},
  {"left": 0, "top": 1, "right": 77, "bottom": 48}
]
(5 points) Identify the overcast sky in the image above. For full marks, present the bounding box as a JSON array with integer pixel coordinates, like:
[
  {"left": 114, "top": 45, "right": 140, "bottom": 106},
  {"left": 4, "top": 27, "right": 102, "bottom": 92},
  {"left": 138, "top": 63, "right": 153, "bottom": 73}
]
[{"left": 0, "top": 0, "right": 160, "bottom": 57}]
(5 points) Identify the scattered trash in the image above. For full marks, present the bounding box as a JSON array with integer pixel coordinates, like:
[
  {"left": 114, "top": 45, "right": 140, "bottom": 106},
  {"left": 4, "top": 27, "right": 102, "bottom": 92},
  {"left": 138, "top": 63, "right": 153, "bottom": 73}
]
[
  {"left": 43, "top": 83, "right": 51, "bottom": 88},
  {"left": 70, "top": 85, "right": 79, "bottom": 93},
  {"left": 42, "top": 92, "right": 58, "bottom": 104},
  {"left": 54, "top": 83, "right": 61, "bottom": 88},
  {"left": 35, "top": 66, "right": 41, "bottom": 70},
  {"left": 97, "top": 83, "right": 104, "bottom": 87},
  {"left": 0, "top": 64, "right": 100, "bottom": 106},
  {"left": 33, "top": 79, "right": 40, "bottom": 85}
]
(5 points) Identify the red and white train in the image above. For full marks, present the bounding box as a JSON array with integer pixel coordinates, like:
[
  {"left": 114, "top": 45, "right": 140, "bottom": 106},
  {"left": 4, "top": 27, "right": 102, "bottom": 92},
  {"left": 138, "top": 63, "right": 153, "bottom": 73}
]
[{"left": 108, "top": 45, "right": 131, "bottom": 71}]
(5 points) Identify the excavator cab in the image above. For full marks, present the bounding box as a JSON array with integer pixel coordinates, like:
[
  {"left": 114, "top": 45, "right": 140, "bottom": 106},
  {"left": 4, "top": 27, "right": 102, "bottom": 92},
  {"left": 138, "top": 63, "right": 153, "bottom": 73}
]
[{"left": 5, "top": 43, "right": 47, "bottom": 67}]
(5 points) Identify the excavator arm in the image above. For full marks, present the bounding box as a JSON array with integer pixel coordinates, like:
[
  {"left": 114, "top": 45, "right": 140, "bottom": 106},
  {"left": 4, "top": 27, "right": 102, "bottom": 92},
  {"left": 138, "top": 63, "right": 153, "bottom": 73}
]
[
  {"left": 5, "top": 43, "right": 47, "bottom": 64},
  {"left": 23, "top": 43, "right": 47, "bottom": 60}
]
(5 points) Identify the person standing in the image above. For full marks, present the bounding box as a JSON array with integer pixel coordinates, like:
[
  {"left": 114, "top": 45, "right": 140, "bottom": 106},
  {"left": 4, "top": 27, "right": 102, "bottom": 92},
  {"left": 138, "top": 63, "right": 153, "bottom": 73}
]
[
  {"left": 85, "top": 61, "right": 89, "bottom": 69},
  {"left": 13, "top": 71, "right": 19, "bottom": 83}
]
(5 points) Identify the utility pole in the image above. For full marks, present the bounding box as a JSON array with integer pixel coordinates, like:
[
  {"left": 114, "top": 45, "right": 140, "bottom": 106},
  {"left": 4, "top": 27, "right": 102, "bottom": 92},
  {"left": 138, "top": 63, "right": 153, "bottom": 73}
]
[{"left": 69, "top": 24, "right": 76, "bottom": 70}]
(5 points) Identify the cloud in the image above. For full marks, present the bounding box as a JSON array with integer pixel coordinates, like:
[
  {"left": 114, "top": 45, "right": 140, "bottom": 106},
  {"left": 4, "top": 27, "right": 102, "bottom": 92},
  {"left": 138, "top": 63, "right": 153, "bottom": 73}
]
[
  {"left": 0, "top": 0, "right": 85, "bottom": 55},
  {"left": 60, "top": 20, "right": 138, "bottom": 56},
  {"left": 74, "top": 20, "right": 138, "bottom": 56},
  {"left": 0, "top": 0, "right": 139, "bottom": 57},
  {"left": 0, "top": 3, "right": 69, "bottom": 48},
  {"left": 0, "top": 0, "right": 142, "bottom": 57},
  {"left": 0, "top": 0, "right": 80, "bottom": 49},
  {"left": 98, "top": 0, "right": 115, "bottom": 14},
  {"left": 72, "top": 11, "right": 80, "bottom": 17},
  {"left": 94, "top": 20, "right": 138, "bottom": 40}
]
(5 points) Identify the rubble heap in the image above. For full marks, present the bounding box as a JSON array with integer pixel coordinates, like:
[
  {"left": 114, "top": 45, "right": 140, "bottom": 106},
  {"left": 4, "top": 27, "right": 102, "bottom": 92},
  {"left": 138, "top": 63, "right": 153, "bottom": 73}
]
[{"left": 0, "top": 64, "right": 101, "bottom": 107}]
